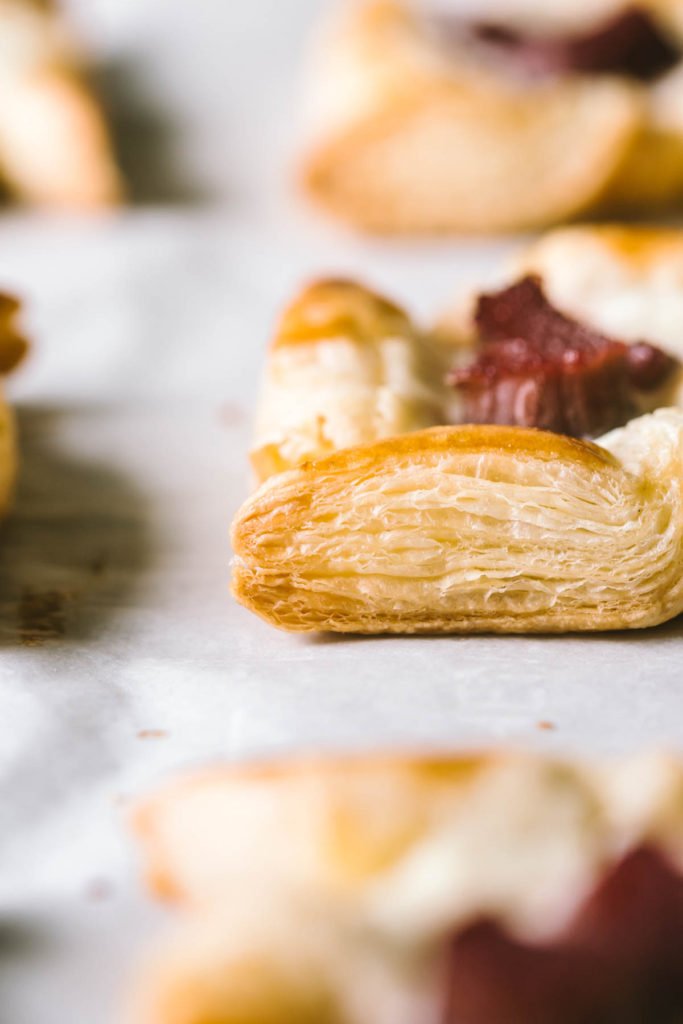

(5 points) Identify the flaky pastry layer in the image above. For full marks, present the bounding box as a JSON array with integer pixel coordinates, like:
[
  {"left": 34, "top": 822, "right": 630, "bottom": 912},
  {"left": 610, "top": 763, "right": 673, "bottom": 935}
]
[
  {"left": 234, "top": 256, "right": 683, "bottom": 634},
  {"left": 233, "top": 411, "right": 683, "bottom": 633}
]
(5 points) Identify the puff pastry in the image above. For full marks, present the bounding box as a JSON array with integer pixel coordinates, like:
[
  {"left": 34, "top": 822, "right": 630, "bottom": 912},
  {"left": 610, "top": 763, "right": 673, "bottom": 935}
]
[
  {"left": 300, "top": 0, "right": 683, "bottom": 233},
  {"left": 232, "top": 264, "right": 683, "bottom": 633},
  {"left": 0, "top": 0, "right": 121, "bottom": 208},
  {"left": 0, "top": 292, "right": 27, "bottom": 517},
  {"left": 129, "top": 751, "right": 683, "bottom": 1024},
  {"left": 251, "top": 279, "right": 445, "bottom": 482}
]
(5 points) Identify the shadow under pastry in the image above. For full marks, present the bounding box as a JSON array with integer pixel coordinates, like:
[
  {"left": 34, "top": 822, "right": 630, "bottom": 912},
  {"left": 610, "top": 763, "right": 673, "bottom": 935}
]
[
  {"left": 91, "top": 57, "right": 208, "bottom": 206},
  {"left": 0, "top": 404, "right": 153, "bottom": 646},
  {"left": 0, "top": 914, "right": 53, "bottom": 1003}
]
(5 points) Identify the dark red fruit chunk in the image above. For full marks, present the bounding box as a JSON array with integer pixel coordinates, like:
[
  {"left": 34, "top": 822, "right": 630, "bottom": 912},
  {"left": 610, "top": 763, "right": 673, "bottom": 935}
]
[
  {"left": 626, "top": 341, "right": 678, "bottom": 391},
  {"left": 445, "top": 846, "right": 683, "bottom": 1024},
  {"left": 450, "top": 276, "right": 677, "bottom": 438},
  {"left": 431, "top": 6, "right": 680, "bottom": 82}
]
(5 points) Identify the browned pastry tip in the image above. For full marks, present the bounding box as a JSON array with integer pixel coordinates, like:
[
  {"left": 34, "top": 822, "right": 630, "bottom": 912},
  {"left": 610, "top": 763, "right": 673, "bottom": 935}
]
[
  {"left": 242, "top": 422, "right": 619, "bottom": 512},
  {"left": 522, "top": 221, "right": 683, "bottom": 263},
  {"left": 275, "top": 278, "right": 411, "bottom": 347},
  {"left": 251, "top": 278, "right": 443, "bottom": 483}
]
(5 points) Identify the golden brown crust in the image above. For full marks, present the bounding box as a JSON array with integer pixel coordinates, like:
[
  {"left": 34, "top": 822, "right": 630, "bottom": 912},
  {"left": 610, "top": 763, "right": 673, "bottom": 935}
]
[
  {"left": 275, "top": 279, "right": 411, "bottom": 347},
  {"left": 263, "top": 422, "right": 618, "bottom": 475},
  {"left": 0, "top": 291, "right": 28, "bottom": 373},
  {"left": 246, "top": 424, "right": 620, "bottom": 517},
  {"left": 251, "top": 279, "right": 444, "bottom": 483},
  {"left": 604, "top": 125, "right": 683, "bottom": 210},
  {"left": 521, "top": 222, "right": 683, "bottom": 266},
  {"left": 130, "top": 937, "right": 339, "bottom": 1024},
  {"left": 0, "top": 291, "right": 26, "bottom": 526},
  {"left": 304, "top": 80, "right": 641, "bottom": 235},
  {"left": 232, "top": 411, "right": 683, "bottom": 634},
  {"left": 236, "top": 248, "right": 683, "bottom": 635}
]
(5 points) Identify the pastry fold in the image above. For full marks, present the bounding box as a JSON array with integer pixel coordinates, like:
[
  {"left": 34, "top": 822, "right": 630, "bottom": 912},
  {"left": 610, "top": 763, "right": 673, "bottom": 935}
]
[
  {"left": 300, "top": 1, "right": 683, "bottom": 233},
  {"left": 251, "top": 279, "right": 444, "bottom": 483},
  {"left": 129, "top": 752, "right": 683, "bottom": 1024},
  {"left": 232, "top": 409, "right": 683, "bottom": 633},
  {"left": 0, "top": 0, "right": 121, "bottom": 207}
]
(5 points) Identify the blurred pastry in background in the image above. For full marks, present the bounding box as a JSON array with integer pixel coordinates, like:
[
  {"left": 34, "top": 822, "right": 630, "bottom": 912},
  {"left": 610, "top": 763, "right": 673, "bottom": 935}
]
[
  {"left": 0, "top": 0, "right": 121, "bottom": 208},
  {"left": 129, "top": 751, "right": 683, "bottom": 1024},
  {"left": 300, "top": 0, "right": 683, "bottom": 233}
]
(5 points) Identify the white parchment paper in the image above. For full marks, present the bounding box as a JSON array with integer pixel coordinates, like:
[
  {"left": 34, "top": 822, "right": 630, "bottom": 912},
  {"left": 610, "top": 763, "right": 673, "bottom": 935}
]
[{"left": 0, "top": 1, "right": 682, "bottom": 1021}]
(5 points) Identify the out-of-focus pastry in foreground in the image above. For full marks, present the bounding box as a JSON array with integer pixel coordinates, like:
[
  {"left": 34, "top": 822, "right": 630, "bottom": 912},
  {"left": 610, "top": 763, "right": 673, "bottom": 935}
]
[
  {"left": 300, "top": 0, "right": 683, "bottom": 233},
  {"left": 0, "top": 0, "right": 121, "bottom": 208},
  {"left": 129, "top": 751, "right": 683, "bottom": 1023},
  {"left": 230, "top": 226, "right": 683, "bottom": 634}
]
